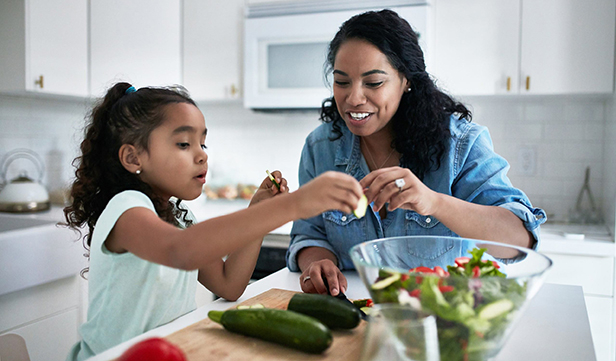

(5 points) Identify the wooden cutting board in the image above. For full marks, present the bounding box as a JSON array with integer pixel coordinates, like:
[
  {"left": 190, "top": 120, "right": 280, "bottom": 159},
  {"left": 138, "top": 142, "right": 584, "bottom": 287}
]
[{"left": 164, "top": 288, "right": 367, "bottom": 360}]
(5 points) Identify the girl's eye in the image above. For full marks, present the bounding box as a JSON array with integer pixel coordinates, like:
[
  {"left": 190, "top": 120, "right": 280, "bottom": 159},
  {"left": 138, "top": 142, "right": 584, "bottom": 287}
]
[
  {"left": 177, "top": 142, "right": 190, "bottom": 149},
  {"left": 334, "top": 80, "right": 349, "bottom": 87},
  {"left": 366, "top": 82, "right": 383, "bottom": 88},
  {"left": 201, "top": 144, "right": 207, "bottom": 151}
]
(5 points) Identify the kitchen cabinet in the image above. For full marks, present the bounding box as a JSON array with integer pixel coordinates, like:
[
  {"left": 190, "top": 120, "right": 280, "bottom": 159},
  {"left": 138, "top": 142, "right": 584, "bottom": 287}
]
[
  {"left": 0, "top": 0, "right": 88, "bottom": 97},
  {"left": 0, "top": 276, "right": 83, "bottom": 361},
  {"left": 89, "top": 0, "right": 182, "bottom": 97},
  {"left": 431, "top": 0, "right": 616, "bottom": 96},
  {"left": 183, "top": 0, "right": 244, "bottom": 101},
  {"left": 542, "top": 249, "right": 616, "bottom": 361}
]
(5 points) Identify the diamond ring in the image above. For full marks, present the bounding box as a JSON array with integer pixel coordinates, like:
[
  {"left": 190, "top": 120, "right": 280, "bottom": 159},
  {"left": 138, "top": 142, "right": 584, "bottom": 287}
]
[{"left": 395, "top": 178, "right": 406, "bottom": 192}]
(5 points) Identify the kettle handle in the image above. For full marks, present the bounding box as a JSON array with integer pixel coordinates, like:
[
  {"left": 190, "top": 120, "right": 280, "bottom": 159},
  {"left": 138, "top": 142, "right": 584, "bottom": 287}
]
[{"left": 0, "top": 148, "right": 45, "bottom": 184}]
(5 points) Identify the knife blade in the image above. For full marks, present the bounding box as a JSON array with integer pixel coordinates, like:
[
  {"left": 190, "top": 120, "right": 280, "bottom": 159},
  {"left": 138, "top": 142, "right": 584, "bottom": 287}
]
[{"left": 322, "top": 277, "right": 368, "bottom": 320}]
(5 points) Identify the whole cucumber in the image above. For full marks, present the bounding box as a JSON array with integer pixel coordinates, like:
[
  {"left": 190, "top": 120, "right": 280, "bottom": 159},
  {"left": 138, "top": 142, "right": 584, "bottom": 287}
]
[
  {"left": 287, "top": 293, "right": 361, "bottom": 329},
  {"left": 208, "top": 308, "right": 332, "bottom": 354}
]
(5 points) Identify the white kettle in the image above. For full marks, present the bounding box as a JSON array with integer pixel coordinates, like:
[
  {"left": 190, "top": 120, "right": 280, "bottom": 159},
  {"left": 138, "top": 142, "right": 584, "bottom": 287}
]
[{"left": 0, "top": 149, "right": 50, "bottom": 212}]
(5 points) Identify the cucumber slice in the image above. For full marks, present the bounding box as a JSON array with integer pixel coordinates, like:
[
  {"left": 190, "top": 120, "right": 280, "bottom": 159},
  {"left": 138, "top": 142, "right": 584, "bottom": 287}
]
[
  {"left": 371, "top": 273, "right": 401, "bottom": 290},
  {"left": 353, "top": 194, "right": 368, "bottom": 218},
  {"left": 478, "top": 299, "right": 514, "bottom": 320}
]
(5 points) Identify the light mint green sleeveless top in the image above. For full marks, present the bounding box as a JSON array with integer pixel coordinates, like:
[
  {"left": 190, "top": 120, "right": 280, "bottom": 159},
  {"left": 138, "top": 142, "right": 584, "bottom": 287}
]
[{"left": 66, "top": 191, "right": 198, "bottom": 361}]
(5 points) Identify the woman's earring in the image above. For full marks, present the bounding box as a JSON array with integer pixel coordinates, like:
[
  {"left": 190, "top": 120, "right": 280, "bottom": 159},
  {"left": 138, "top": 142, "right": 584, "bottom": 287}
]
[
  {"left": 136, "top": 169, "right": 141, "bottom": 175},
  {"left": 406, "top": 87, "right": 412, "bottom": 92}
]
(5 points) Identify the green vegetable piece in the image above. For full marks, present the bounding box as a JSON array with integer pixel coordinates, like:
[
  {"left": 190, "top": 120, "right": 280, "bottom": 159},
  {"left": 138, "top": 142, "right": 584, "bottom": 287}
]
[
  {"left": 478, "top": 299, "right": 514, "bottom": 320},
  {"left": 353, "top": 194, "right": 368, "bottom": 218},
  {"left": 371, "top": 273, "right": 401, "bottom": 290}
]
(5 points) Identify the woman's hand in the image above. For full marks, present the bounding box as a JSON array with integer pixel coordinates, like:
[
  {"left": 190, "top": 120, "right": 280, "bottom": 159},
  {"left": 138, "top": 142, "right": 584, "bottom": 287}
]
[
  {"left": 360, "top": 166, "right": 441, "bottom": 215},
  {"left": 298, "top": 250, "right": 347, "bottom": 296},
  {"left": 293, "top": 171, "right": 363, "bottom": 219},
  {"left": 249, "top": 170, "right": 288, "bottom": 206}
]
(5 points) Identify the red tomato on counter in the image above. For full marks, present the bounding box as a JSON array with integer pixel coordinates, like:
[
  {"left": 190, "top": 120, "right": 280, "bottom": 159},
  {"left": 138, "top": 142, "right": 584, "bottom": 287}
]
[{"left": 117, "top": 337, "right": 187, "bottom": 361}]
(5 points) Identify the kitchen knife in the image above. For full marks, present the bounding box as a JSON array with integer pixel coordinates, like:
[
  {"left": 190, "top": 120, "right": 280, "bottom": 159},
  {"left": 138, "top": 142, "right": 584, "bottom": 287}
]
[{"left": 322, "top": 277, "right": 368, "bottom": 320}]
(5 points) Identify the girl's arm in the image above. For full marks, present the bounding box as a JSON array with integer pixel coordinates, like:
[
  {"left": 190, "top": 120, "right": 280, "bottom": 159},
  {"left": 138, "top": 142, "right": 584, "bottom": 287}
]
[
  {"left": 105, "top": 171, "right": 363, "bottom": 277},
  {"left": 196, "top": 172, "right": 287, "bottom": 301}
]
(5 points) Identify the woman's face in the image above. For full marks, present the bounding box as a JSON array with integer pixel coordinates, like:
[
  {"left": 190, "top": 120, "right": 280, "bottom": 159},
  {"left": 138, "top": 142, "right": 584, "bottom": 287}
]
[
  {"left": 333, "top": 38, "right": 409, "bottom": 138},
  {"left": 138, "top": 102, "right": 208, "bottom": 201}
]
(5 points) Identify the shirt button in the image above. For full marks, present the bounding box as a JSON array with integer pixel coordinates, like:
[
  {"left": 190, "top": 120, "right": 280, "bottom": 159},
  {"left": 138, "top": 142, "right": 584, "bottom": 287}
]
[
  {"left": 341, "top": 216, "right": 347, "bottom": 222},
  {"left": 425, "top": 217, "right": 431, "bottom": 223}
]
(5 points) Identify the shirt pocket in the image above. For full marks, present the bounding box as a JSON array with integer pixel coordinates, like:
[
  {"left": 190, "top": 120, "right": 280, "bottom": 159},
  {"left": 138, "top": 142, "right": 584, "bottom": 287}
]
[
  {"left": 322, "top": 210, "right": 366, "bottom": 265},
  {"left": 404, "top": 211, "right": 455, "bottom": 260}
]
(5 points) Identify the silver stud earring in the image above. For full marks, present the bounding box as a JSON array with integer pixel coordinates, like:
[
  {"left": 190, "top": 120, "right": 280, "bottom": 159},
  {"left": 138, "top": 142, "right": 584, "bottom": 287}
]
[
  {"left": 136, "top": 169, "right": 141, "bottom": 175},
  {"left": 406, "top": 87, "right": 412, "bottom": 92}
]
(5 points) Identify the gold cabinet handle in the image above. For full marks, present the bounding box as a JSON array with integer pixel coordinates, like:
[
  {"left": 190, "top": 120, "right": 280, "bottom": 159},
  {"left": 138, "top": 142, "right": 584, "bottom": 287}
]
[
  {"left": 525, "top": 76, "right": 530, "bottom": 91},
  {"left": 34, "top": 75, "right": 44, "bottom": 89},
  {"left": 506, "top": 76, "right": 511, "bottom": 91}
]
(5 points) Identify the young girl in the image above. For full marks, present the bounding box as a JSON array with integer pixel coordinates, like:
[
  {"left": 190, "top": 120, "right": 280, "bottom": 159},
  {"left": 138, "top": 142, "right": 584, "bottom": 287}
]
[{"left": 63, "top": 82, "right": 364, "bottom": 360}]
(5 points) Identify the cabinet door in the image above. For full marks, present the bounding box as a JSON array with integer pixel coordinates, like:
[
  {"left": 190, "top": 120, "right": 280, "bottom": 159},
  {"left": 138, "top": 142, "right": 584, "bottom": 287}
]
[
  {"left": 521, "top": 0, "right": 616, "bottom": 94},
  {"left": 2, "top": 307, "right": 80, "bottom": 361},
  {"left": 28, "top": 0, "right": 88, "bottom": 96},
  {"left": 585, "top": 296, "right": 614, "bottom": 361},
  {"left": 183, "top": 0, "right": 243, "bottom": 101},
  {"left": 90, "top": 0, "right": 181, "bottom": 97},
  {"left": 431, "top": 0, "right": 520, "bottom": 96}
]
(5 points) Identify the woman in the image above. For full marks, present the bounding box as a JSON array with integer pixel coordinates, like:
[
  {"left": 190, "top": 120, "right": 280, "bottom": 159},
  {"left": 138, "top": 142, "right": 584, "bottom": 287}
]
[{"left": 286, "top": 9, "right": 546, "bottom": 296}]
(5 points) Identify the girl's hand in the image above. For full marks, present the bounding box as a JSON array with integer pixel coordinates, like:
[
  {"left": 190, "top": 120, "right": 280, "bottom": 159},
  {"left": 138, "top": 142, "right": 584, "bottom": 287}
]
[
  {"left": 300, "top": 259, "right": 347, "bottom": 296},
  {"left": 249, "top": 170, "right": 288, "bottom": 206},
  {"left": 293, "top": 171, "right": 363, "bottom": 219},
  {"left": 360, "top": 166, "right": 441, "bottom": 215}
]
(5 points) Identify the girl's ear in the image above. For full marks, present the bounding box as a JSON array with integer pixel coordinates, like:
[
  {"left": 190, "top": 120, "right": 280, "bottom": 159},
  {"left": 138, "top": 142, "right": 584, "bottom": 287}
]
[{"left": 118, "top": 144, "right": 142, "bottom": 174}]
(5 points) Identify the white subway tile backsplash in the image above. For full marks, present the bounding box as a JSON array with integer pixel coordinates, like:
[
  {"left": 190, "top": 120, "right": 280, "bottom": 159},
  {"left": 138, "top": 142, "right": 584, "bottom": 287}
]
[{"left": 0, "top": 94, "right": 610, "bottom": 223}]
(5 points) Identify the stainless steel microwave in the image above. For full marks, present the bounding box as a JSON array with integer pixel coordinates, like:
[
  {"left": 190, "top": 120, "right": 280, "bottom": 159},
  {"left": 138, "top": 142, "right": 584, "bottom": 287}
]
[{"left": 243, "top": 1, "right": 430, "bottom": 109}]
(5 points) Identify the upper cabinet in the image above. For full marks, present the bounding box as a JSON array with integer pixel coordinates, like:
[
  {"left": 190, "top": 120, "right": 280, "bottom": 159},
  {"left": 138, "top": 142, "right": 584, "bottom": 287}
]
[
  {"left": 89, "top": 0, "right": 182, "bottom": 97},
  {"left": 183, "top": 0, "right": 244, "bottom": 101},
  {"left": 431, "top": 0, "right": 616, "bottom": 96},
  {"left": 0, "top": 0, "right": 88, "bottom": 97}
]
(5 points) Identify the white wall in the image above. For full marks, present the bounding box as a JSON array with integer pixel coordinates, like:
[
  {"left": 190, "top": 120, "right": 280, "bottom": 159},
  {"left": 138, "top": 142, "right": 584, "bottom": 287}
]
[{"left": 0, "top": 93, "right": 611, "bottom": 225}]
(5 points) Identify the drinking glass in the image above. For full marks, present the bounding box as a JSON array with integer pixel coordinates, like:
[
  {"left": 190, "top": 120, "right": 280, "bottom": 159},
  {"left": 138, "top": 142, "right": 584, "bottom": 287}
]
[{"left": 359, "top": 304, "right": 440, "bottom": 361}]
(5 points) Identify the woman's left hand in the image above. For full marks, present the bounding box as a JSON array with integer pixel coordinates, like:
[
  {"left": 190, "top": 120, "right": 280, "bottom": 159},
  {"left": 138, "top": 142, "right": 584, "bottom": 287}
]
[{"left": 360, "top": 166, "right": 440, "bottom": 215}]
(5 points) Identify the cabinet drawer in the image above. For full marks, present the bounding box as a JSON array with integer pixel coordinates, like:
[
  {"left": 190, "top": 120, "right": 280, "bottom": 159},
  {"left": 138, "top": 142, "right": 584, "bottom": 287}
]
[{"left": 543, "top": 253, "right": 614, "bottom": 296}]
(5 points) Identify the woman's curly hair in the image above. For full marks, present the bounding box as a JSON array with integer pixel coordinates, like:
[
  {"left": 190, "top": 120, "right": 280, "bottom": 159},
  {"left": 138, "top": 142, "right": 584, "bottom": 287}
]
[
  {"left": 63, "top": 82, "right": 196, "bottom": 255},
  {"left": 320, "top": 9, "right": 471, "bottom": 180}
]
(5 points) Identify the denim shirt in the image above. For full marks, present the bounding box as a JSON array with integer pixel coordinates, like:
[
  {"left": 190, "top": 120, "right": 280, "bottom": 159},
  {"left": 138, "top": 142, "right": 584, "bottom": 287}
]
[{"left": 286, "top": 115, "right": 547, "bottom": 272}]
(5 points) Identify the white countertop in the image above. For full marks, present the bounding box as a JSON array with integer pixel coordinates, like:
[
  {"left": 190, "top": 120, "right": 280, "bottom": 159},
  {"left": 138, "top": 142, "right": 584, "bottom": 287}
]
[{"left": 87, "top": 269, "right": 596, "bottom": 361}]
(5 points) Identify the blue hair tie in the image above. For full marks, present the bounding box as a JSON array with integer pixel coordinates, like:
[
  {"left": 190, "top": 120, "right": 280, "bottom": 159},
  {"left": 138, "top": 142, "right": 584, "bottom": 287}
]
[{"left": 125, "top": 86, "right": 137, "bottom": 94}]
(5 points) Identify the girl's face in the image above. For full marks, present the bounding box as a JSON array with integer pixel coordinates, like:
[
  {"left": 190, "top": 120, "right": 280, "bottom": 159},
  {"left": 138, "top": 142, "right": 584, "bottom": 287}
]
[
  {"left": 333, "top": 38, "right": 409, "bottom": 139},
  {"left": 138, "top": 102, "right": 208, "bottom": 201}
]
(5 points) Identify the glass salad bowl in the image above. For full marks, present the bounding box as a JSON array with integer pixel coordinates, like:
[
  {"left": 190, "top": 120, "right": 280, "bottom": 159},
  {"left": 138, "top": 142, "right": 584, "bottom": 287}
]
[{"left": 350, "top": 236, "right": 552, "bottom": 361}]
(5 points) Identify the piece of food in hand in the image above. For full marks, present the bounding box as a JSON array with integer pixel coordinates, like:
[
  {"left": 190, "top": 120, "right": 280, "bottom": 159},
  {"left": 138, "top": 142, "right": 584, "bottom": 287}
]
[
  {"left": 117, "top": 337, "right": 186, "bottom": 361},
  {"left": 266, "top": 170, "right": 281, "bottom": 190},
  {"left": 202, "top": 185, "right": 218, "bottom": 199},
  {"left": 287, "top": 293, "right": 361, "bottom": 329},
  {"left": 217, "top": 185, "right": 238, "bottom": 199},
  {"left": 353, "top": 194, "right": 368, "bottom": 218},
  {"left": 238, "top": 184, "right": 258, "bottom": 199},
  {"left": 208, "top": 308, "right": 332, "bottom": 354}
]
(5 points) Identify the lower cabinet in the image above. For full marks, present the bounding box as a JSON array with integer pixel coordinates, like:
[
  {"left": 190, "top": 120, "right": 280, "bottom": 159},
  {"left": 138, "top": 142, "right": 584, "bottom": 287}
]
[
  {"left": 543, "top": 251, "right": 615, "bottom": 361},
  {"left": 0, "top": 276, "right": 83, "bottom": 361}
]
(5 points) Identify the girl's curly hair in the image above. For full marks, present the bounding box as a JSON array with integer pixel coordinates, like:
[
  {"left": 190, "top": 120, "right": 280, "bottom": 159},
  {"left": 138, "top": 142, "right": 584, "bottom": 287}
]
[
  {"left": 320, "top": 9, "right": 471, "bottom": 180},
  {"left": 63, "top": 82, "right": 196, "bottom": 255}
]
